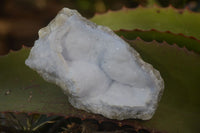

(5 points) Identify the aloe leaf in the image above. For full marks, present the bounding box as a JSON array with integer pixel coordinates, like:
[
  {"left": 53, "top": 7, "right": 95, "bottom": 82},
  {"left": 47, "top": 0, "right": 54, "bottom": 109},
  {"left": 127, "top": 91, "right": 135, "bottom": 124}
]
[
  {"left": 124, "top": 39, "right": 200, "bottom": 133},
  {"left": 1, "top": 37, "right": 200, "bottom": 132},
  {"left": 91, "top": 6, "right": 200, "bottom": 53},
  {"left": 91, "top": 6, "right": 200, "bottom": 38}
]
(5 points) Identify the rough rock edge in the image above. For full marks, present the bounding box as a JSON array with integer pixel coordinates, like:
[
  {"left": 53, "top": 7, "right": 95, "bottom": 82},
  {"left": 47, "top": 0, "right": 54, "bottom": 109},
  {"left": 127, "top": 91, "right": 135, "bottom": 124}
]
[{"left": 26, "top": 8, "right": 164, "bottom": 120}]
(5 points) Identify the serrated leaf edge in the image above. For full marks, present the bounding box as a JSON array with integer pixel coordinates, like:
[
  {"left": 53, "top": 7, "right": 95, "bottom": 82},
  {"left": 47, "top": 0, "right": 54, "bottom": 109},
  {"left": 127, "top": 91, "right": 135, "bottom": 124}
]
[
  {"left": 0, "top": 45, "right": 31, "bottom": 57},
  {"left": 93, "top": 4, "right": 199, "bottom": 17},
  {"left": 120, "top": 32, "right": 199, "bottom": 56}
]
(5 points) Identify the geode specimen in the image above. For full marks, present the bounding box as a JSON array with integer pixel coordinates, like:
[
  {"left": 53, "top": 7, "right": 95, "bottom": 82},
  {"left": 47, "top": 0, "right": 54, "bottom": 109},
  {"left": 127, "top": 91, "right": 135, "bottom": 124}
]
[{"left": 25, "top": 8, "right": 164, "bottom": 120}]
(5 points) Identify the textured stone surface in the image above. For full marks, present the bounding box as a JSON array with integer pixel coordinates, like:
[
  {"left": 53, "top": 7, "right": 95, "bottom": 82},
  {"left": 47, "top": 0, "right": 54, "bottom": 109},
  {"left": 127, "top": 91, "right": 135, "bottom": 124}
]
[{"left": 25, "top": 8, "right": 164, "bottom": 120}]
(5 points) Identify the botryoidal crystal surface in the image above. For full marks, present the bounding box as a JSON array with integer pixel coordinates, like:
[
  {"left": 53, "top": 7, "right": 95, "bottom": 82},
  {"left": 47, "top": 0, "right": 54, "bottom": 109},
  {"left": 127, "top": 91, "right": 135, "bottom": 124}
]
[{"left": 25, "top": 8, "right": 164, "bottom": 120}]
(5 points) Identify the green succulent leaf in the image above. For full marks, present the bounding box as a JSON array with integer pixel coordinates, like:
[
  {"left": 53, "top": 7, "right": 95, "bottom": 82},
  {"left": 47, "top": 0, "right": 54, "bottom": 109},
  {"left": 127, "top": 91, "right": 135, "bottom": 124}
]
[
  {"left": 125, "top": 39, "right": 200, "bottom": 133},
  {"left": 91, "top": 6, "right": 200, "bottom": 38},
  {"left": 1, "top": 38, "right": 200, "bottom": 132},
  {"left": 91, "top": 6, "right": 200, "bottom": 53}
]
